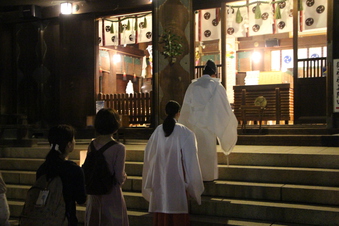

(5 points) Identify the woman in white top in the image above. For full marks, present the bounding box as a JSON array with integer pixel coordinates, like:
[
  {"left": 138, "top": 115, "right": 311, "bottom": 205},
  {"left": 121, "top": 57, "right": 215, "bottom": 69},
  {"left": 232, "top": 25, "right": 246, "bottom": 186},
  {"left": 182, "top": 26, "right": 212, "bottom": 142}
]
[{"left": 142, "top": 100, "right": 204, "bottom": 226}]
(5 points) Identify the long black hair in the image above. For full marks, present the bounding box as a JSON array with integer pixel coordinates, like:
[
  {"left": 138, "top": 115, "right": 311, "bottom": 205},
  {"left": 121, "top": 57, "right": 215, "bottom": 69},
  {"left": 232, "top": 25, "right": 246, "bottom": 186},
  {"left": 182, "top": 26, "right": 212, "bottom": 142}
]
[
  {"left": 163, "top": 100, "right": 180, "bottom": 137},
  {"left": 44, "top": 125, "right": 75, "bottom": 179}
]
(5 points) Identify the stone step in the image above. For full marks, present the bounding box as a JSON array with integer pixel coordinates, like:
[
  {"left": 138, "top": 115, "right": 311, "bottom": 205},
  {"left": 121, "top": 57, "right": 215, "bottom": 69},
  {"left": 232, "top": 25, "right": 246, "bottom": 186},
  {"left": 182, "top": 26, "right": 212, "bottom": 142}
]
[
  {"left": 0, "top": 146, "right": 88, "bottom": 160},
  {"left": 3, "top": 143, "right": 339, "bottom": 225},
  {"left": 203, "top": 180, "right": 339, "bottom": 206},
  {"left": 1, "top": 170, "right": 35, "bottom": 185},
  {"left": 124, "top": 162, "right": 339, "bottom": 187},
  {"left": 121, "top": 149, "right": 339, "bottom": 169},
  {"left": 8, "top": 201, "right": 311, "bottom": 226},
  {"left": 7, "top": 200, "right": 152, "bottom": 226},
  {"left": 218, "top": 165, "right": 339, "bottom": 187},
  {"left": 188, "top": 215, "right": 309, "bottom": 226},
  {"left": 0, "top": 143, "right": 145, "bottom": 162},
  {"left": 237, "top": 134, "right": 339, "bottom": 146},
  {"left": 3, "top": 145, "right": 339, "bottom": 169},
  {"left": 8, "top": 193, "right": 339, "bottom": 225},
  {"left": 0, "top": 158, "right": 80, "bottom": 171},
  {"left": 192, "top": 196, "right": 339, "bottom": 225},
  {"left": 3, "top": 160, "right": 339, "bottom": 187},
  {"left": 227, "top": 151, "right": 339, "bottom": 169},
  {"left": 6, "top": 176, "right": 339, "bottom": 207}
]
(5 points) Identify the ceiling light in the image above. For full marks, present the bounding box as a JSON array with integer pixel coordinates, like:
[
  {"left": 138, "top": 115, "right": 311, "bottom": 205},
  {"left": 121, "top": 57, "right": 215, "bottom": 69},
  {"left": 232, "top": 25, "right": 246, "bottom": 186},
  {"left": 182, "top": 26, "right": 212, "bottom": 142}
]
[{"left": 60, "top": 2, "right": 72, "bottom": 15}]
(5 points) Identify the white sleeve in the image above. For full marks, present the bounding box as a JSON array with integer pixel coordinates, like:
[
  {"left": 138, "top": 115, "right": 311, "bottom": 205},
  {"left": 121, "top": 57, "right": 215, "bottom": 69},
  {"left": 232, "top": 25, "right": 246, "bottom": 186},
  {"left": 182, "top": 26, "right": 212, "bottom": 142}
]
[
  {"left": 181, "top": 130, "right": 204, "bottom": 204},
  {"left": 204, "top": 85, "right": 238, "bottom": 155},
  {"left": 141, "top": 129, "right": 158, "bottom": 202}
]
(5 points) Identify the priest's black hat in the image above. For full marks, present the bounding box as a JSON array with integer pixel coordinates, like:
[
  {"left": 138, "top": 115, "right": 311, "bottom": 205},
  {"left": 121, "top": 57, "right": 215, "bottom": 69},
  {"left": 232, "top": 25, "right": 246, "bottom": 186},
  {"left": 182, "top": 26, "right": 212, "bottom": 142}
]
[{"left": 204, "top": 59, "right": 217, "bottom": 75}]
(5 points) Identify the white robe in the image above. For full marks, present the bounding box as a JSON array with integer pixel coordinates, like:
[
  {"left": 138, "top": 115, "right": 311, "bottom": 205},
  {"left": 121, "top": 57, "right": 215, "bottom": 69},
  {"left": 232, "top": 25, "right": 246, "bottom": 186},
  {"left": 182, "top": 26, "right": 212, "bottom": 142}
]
[
  {"left": 179, "top": 75, "right": 238, "bottom": 181},
  {"left": 142, "top": 123, "right": 204, "bottom": 214}
]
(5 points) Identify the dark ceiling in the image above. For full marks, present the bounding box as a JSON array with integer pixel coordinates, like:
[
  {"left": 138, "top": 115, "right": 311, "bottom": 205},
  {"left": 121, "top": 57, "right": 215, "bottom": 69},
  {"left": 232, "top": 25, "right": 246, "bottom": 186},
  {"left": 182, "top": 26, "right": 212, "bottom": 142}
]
[
  {"left": 0, "top": 0, "right": 222, "bottom": 15},
  {"left": 0, "top": 0, "right": 71, "bottom": 7}
]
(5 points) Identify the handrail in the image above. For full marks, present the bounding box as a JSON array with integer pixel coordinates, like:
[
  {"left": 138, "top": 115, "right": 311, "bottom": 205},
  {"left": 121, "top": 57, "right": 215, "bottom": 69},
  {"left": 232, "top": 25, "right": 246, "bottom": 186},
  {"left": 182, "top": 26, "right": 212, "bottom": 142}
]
[{"left": 297, "top": 57, "right": 327, "bottom": 78}]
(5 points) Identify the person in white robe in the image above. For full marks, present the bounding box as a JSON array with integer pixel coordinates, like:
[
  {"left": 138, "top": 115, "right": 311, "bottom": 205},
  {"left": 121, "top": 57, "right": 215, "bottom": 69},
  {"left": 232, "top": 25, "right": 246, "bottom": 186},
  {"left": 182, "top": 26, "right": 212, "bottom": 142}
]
[
  {"left": 142, "top": 100, "right": 204, "bottom": 225},
  {"left": 179, "top": 59, "right": 238, "bottom": 181}
]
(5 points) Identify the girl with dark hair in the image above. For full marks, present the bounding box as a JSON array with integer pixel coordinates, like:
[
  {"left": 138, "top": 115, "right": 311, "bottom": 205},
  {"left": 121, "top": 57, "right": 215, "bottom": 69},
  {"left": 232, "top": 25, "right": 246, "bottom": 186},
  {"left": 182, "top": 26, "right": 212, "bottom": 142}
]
[
  {"left": 85, "top": 108, "right": 129, "bottom": 226},
  {"left": 142, "top": 100, "right": 204, "bottom": 226},
  {"left": 36, "top": 125, "right": 86, "bottom": 226}
]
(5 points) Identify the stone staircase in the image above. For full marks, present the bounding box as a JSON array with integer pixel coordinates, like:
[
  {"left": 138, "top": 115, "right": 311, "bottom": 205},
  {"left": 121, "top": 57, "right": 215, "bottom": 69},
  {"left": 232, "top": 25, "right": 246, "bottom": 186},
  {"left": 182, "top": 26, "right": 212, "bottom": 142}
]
[{"left": 1, "top": 140, "right": 339, "bottom": 225}]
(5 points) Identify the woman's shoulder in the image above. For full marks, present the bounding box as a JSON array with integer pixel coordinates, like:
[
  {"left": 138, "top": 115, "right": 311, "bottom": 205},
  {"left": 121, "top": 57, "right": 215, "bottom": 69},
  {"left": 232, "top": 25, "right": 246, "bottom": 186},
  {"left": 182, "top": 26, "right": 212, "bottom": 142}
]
[
  {"left": 105, "top": 140, "right": 125, "bottom": 154},
  {"left": 91, "top": 139, "right": 125, "bottom": 150},
  {"left": 175, "top": 123, "right": 194, "bottom": 134},
  {"left": 63, "top": 160, "right": 81, "bottom": 169},
  {"left": 151, "top": 124, "right": 163, "bottom": 134},
  {"left": 61, "top": 160, "right": 83, "bottom": 176},
  {"left": 175, "top": 122, "right": 189, "bottom": 129},
  {"left": 110, "top": 140, "right": 125, "bottom": 149}
]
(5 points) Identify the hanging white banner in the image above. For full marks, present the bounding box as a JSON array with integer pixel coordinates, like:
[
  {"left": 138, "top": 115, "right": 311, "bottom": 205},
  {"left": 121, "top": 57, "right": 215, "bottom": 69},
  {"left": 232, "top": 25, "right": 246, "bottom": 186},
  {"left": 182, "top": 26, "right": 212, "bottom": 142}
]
[
  {"left": 138, "top": 15, "right": 152, "bottom": 44},
  {"left": 104, "top": 20, "right": 119, "bottom": 46},
  {"left": 225, "top": 3, "right": 248, "bottom": 38},
  {"left": 303, "top": 0, "right": 327, "bottom": 30},
  {"left": 276, "top": 0, "right": 293, "bottom": 34},
  {"left": 200, "top": 9, "right": 221, "bottom": 41},
  {"left": 120, "top": 18, "right": 137, "bottom": 45},
  {"left": 248, "top": 1, "right": 273, "bottom": 36}
]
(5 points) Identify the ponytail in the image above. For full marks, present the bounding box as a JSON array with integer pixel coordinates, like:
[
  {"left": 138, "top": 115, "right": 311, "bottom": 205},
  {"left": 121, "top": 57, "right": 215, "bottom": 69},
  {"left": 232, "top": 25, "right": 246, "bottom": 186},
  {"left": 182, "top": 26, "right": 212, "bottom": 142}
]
[
  {"left": 162, "top": 100, "right": 181, "bottom": 137},
  {"left": 163, "top": 116, "right": 176, "bottom": 137}
]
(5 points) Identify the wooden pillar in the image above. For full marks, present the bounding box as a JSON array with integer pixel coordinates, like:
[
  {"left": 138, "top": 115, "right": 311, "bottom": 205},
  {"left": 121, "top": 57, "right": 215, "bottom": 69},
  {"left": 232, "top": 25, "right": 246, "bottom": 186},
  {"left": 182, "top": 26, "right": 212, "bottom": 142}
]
[
  {"left": 292, "top": 0, "right": 299, "bottom": 126},
  {"left": 152, "top": 0, "right": 194, "bottom": 126},
  {"left": 59, "top": 14, "right": 96, "bottom": 128},
  {"left": 221, "top": 3, "right": 226, "bottom": 88},
  {"left": 327, "top": 0, "right": 339, "bottom": 129}
]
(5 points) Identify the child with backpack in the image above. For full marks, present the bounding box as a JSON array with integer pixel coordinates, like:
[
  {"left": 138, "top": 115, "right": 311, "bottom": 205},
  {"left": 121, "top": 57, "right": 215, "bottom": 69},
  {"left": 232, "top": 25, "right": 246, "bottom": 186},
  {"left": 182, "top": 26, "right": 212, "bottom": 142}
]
[
  {"left": 83, "top": 108, "right": 129, "bottom": 226},
  {"left": 21, "top": 125, "right": 87, "bottom": 226}
]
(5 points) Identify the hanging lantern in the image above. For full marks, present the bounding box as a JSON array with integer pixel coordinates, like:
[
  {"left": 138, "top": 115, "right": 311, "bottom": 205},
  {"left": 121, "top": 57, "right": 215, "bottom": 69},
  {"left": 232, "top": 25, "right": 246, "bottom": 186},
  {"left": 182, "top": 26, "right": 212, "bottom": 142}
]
[
  {"left": 110, "top": 22, "right": 114, "bottom": 33},
  {"left": 236, "top": 8, "right": 243, "bottom": 24},
  {"left": 254, "top": 3, "right": 262, "bottom": 19},
  {"left": 274, "top": 3, "right": 282, "bottom": 20},
  {"left": 298, "top": 0, "right": 303, "bottom": 11},
  {"left": 143, "top": 16, "right": 147, "bottom": 28},
  {"left": 133, "top": 73, "right": 137, "bottom": 82},
  {"left": 120, "top": 22, "right": 124, "bottom": 33},
  {"left": 134, "top": 16, "right": 138, "bottom": 31},
  {"left": 127, "top": 19, "right": 131, "bottom": 30},
  {"left": 123, "top": 72, "right": 127, "bottom": 81}
]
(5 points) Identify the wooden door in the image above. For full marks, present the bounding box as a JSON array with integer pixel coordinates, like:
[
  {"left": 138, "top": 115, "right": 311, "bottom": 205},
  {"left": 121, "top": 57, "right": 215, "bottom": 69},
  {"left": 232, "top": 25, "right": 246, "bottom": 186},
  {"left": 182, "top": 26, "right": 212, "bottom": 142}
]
[{"left": 294, "top": 58, "right": 327, "bottom": 124}]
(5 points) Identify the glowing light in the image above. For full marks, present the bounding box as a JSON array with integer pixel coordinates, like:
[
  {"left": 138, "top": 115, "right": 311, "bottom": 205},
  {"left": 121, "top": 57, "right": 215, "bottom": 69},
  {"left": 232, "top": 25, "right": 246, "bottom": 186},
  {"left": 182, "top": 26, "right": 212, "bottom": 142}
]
[
  {"left": 252, "top": 51, "right": 261, "bottom": 63},
  {"left": 113, "top": 54, "right": 121, "bottom": 64},
  {"left": 60, "top": 2, "right": 72, "bottom": 14}
]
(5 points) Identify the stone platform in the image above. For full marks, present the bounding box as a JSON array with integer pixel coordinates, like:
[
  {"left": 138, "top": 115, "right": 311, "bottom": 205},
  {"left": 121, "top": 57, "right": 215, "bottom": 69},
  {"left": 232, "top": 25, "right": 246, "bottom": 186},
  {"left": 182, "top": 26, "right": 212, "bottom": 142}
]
[{"left": 2, "top": 139, "right": 339, "bottom": 225}]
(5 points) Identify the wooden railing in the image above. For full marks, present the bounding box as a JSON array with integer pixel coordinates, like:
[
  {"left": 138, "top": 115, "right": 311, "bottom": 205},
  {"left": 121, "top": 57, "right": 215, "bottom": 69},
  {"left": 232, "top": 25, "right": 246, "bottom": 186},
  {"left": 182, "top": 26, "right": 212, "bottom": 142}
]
[
  {"left": 298, "top": 57, "right": 327, "bottom": 78},
  {"left": 233, "top": 84, "right": 293, "bottom": 125},
  {"left": 97, "top": 92, "right": 152, "bottom": 126},
  {"left": 194, "top": 64, "right": 222, "bottom": 79}
]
